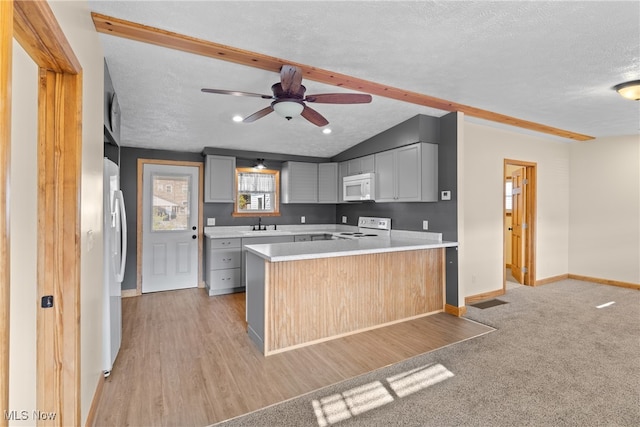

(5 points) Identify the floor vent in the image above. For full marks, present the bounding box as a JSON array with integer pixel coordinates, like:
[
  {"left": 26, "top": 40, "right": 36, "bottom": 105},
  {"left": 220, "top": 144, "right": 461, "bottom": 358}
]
[{"left": 471, "top": 299, "right": 508, "bottom": 309}]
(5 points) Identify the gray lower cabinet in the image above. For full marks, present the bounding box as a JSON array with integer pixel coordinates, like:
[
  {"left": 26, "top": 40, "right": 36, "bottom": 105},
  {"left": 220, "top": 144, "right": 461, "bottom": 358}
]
[
  {"left": 208, "top": 234, "right": 329, "bottom": 296},
  {"left": 241, "top": 235, "right": 294, "bottom": 286},
  {"left": 205, "top": 237, "right": 242, "bottom": 295},
  {"left": 204, "top": 155, "right": 235, "bottom": 203},
  {"left": 375, "top": 142, "right": 438, "bottom": 202},
  {"left": 294, "top": 233, "right": 333, "bottom": 242}
]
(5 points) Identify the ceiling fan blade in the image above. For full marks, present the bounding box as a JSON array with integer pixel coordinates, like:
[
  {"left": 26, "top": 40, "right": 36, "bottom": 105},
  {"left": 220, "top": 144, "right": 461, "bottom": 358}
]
[
  {"left": 280, "top": 65, "right": 303, "bottom": 94},
  {"left": 243, "top": 106, "right": 274, "bottom": 123},
  {"left": 305, "top": 93, "right": 372, "bottom": 104},
  {"left": 300, "top": 105, "right": 329, "bottom": 127},
  {"left": 201, "top": 88, "right": 273, "bottom": 99}
]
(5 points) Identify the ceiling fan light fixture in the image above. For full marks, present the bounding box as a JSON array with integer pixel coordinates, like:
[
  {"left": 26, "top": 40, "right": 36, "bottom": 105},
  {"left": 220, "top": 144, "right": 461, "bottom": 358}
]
[
  {"left": 253, "top": 159, "right": 267, "bottom": 170},
  {"left": 272, "top": 100, "right": 304, "bottom": 120},
  {"left": 613, "top": 80, "right": 640, "bottom": 100}
]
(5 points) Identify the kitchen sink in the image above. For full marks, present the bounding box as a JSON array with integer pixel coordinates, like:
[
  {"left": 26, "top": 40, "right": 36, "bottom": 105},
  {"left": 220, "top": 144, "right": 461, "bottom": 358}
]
[{"left": 239, "top": 230, "right": 293, "bottom": 236}]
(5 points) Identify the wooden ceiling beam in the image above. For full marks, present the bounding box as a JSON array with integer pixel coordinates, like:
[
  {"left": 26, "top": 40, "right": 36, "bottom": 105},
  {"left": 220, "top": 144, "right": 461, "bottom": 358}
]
[{"left": 91, "top": 12, "right": 594, "bottom": 142}]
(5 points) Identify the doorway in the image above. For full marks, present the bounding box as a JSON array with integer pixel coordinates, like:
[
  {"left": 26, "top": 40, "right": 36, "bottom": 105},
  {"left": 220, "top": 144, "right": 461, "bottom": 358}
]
[
  {"left": 503, "top": 159, "right": 537, "bottom": 289},
  {"left": 2, "top": 1, "right": 84, "bottom": 423},
  {"left": 137, "top": 159, "right": 204, "bottom": 294}
]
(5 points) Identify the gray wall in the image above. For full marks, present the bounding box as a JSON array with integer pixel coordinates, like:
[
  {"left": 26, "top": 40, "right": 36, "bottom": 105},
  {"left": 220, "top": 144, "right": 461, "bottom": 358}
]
[
  {"left": 119, "top": 147, "right": 204, "bottom": 291},
  {"left": 335, "top": 112, "right": 459, "bottom": 305},
  {"left": 120, "top": 113, "right": 459, "bottom": 305},
  {"left": 119, "top": 148, "right": 335, "bottom": 291}
]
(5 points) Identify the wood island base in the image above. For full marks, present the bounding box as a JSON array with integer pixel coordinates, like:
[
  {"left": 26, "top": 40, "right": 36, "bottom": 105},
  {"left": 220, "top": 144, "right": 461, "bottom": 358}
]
[{"left": 246, "top": 248, "right": 445, "bottom": 356}]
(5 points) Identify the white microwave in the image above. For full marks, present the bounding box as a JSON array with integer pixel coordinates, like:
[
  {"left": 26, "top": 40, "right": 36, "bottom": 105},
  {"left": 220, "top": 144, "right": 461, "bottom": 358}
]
[{"left": 343, "top": 173, "right": 375, "bottom": 202}]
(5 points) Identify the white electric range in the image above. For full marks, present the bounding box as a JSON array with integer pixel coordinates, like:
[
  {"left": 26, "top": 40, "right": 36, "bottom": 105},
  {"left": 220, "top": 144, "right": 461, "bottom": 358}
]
[{"left": 332, "top": 216, "right": 391, "bottom": 240}]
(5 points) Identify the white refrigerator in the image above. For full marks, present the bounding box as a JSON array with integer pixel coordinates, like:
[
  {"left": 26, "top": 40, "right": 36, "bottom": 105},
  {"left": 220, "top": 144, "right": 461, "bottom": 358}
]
[{"left": 103, "top": 158, "right": 127, "bottom": 375}]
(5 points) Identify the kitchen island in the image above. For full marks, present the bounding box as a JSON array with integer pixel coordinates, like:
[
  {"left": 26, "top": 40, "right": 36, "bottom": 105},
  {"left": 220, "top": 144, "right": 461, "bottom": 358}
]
[{"left": 245, "top": 235, "right": 457, "bottom": 355}]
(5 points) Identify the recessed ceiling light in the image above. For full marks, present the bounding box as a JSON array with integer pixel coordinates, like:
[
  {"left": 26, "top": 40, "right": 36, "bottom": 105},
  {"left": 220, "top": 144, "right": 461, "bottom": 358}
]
[
  {"left": 322, "top": 128, "right": 332, "bottom": 135},
  {"left": 232, "top": 115, "right": 243, "bottom": 122}
]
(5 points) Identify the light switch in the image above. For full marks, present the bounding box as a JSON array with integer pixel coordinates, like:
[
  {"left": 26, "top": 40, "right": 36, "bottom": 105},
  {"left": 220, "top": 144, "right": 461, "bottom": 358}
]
[
  {"left": 342, "top": 216, "right": 347, "bottom": 224},
  {"left": 301, "top": 216, "right": 306, "bottom": 224},
  {"left": 422, "top": 220, "right": 429, "bottom": 230},
  {"left": 207, "top": 218, "right": 216, "bottom": 226},
  {"left": 441, "top": 190, "right": 451, "bottom": 201}
]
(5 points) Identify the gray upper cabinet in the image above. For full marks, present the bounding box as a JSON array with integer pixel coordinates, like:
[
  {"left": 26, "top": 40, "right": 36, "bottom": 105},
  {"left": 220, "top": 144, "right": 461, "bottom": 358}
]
[
  {"left": 374, "top": 143, "right": 438, "bottom": 202},
  {"left": 346, "top": 154, "right": 375, "bottom": 175},
  {"left": 204, "top": 155, "right": 236, "bottom": 203},
  {"left": 375, "top": 150, "right": 396, "bottom": 201},
  {"left": 318, "top": 163, "right": 338, "bottom": 203},
  {"left": 338, "top": 161, "right": 349, "bottom": 203},
  {"left": 281, "top": 161, "right": 318, "bottom": 203}
]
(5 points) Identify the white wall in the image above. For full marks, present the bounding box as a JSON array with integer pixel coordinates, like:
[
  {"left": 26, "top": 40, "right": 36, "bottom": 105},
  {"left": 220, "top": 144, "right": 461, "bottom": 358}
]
[
  {"left": 9, "top": 1, "right": 105, "bottom": 424},
  {"left": 569, "top": 135, "right": 640, "bottom": 284},
  {"left": 9, "top": 40, "right": 38, "bottom": 427},
  {"left": 48, "top": 1, "right": 105, "bottom": 422},
  {"left": 460, "top": 122, "right": 571, "bottom": 298}
]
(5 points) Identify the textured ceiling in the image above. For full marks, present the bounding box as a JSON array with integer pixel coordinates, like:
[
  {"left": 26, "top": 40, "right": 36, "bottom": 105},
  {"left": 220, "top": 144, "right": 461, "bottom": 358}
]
[{"left": 88, "top": 1, "right": 640, "bottom": 156}]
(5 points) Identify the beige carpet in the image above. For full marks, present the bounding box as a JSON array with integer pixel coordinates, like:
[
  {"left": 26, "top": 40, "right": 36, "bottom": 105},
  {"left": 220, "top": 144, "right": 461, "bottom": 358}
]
[{"left": 215, "top": 279, "right": 640, "bottom": 426}]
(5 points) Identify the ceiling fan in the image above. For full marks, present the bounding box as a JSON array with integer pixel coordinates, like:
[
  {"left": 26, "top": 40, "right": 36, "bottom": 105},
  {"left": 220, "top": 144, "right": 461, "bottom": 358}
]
[{"left": 201, "top": 65, "right": 372, "bottom": 126}]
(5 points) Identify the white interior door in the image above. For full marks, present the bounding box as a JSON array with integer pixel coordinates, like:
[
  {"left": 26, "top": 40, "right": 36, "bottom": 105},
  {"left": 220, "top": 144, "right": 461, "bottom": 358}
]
[{"left": 142, "top": 163, "right": 199, "bottom": 293}]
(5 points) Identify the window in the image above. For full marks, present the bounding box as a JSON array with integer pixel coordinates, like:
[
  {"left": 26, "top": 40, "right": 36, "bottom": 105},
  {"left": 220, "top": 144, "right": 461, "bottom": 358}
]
[
  {"left": 151, "top": 174, "right": 191, "bottom": 231},
  {"left": 505, "top": 178, "right": 513, "bottom": 212},
  {"left": 233, "top": 167, "right": 280, "bottom": 217}
]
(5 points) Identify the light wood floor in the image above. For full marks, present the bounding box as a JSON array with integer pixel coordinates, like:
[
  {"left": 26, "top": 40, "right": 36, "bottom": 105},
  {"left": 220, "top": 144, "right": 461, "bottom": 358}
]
[{"left": 93, "top": 288, "right": 493, "bottom": 426}]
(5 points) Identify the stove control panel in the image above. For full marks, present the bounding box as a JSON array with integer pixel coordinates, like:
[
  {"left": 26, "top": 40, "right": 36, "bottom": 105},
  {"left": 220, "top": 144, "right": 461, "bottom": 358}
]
[{"left": 358, "top": 217, "right": 391, "bottom": 231}]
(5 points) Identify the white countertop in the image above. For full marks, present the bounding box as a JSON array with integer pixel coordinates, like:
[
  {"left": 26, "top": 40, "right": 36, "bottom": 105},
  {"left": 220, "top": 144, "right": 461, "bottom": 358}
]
[
  {"left": 204, "top": 224, "right": 353, "bottom": 239},
  {"left": 245, "top": 235, "right": 457, "bottom": 262}
]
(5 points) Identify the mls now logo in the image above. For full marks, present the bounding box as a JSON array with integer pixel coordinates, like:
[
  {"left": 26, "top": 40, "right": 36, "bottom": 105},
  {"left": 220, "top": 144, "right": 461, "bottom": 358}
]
[{"left": 4, "top": 410, "right": 57, "bottom": 421}]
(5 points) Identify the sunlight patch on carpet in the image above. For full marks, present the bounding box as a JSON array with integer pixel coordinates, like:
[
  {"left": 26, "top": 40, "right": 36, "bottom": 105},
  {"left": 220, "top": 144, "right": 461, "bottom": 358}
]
[
  {"left": 312, "top": 363, "right": 453, "bottom": 426},
  {"left": 596, "top": 301, "right": 615, "bottom": 309},
  {"left": 387, "top": 363, "right": 455, "bottom": 398}
]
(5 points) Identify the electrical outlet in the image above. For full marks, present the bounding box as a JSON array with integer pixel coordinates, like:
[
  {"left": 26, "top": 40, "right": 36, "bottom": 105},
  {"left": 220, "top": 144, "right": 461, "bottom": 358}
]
[
  {"left": 342, "top": 216, "right": 347, "bottom": 224},
  {"left": 422, "top": 220, "right": 429, "bottom": 230},
  {"left": 301, "top": 216, "right": 305, "bottom": 224},
  {"left": 441, "top": 190, "right": 451, "bottom": 201},
  {"left": 207, "top": 217, "right": 216, "bottom": 226}
]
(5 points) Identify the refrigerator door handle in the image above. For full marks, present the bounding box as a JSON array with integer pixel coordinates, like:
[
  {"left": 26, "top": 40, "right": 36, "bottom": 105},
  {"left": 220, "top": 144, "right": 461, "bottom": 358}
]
[{"left": 115, "top": 190, "right": 127, "bottom": 283}]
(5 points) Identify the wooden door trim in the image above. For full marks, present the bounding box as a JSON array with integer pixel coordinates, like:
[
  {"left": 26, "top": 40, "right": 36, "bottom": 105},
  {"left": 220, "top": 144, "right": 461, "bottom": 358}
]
[
  {"left": 0, "top": 2, "right": 13, "bottom": 422},
  {"left": 503, "top": 159, "right": 537, "bottom": 288},
  {"left": 136, "top": 159, "right": 204, "bottom": 295},
  {"left": 1, "top": 1, "right": 83, "bottom": 426}
]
